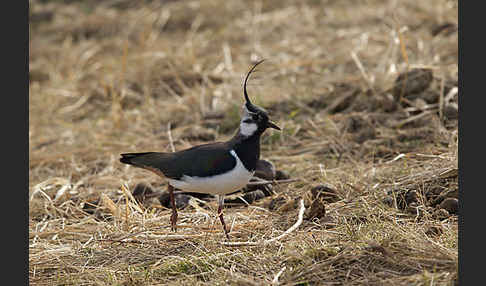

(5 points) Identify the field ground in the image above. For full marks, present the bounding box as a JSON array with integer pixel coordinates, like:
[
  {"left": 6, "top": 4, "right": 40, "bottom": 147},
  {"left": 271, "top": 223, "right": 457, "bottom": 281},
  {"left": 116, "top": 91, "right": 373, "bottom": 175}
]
[{"left": 29, "top": 0, "right": 458, "bottom": 285}]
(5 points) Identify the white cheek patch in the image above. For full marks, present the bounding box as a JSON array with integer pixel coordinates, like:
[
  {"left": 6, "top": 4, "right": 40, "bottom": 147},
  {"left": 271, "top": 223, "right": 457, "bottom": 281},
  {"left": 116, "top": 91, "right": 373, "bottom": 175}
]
[{"left": 240, "top": 121, "right": 258, "bottom": 136}]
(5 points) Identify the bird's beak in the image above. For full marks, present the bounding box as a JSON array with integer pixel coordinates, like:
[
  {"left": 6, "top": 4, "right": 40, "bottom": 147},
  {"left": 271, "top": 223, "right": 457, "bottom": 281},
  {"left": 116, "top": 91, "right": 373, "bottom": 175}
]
[{"left": 267, "top": 121, "right": 281, "bottom": 130}]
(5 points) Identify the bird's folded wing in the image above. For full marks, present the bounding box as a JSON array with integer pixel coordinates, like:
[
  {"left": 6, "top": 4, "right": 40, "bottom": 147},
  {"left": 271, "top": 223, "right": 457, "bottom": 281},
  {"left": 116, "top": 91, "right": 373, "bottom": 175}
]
[{"left": 121, "top": 142, "right": 237, "bottom": 180}]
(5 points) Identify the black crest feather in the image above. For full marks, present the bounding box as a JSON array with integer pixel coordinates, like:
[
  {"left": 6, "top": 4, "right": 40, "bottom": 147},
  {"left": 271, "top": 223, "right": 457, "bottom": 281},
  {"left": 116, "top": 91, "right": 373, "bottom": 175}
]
[{"left": 243, "top": 59, "right": 265, "bottom": 113}]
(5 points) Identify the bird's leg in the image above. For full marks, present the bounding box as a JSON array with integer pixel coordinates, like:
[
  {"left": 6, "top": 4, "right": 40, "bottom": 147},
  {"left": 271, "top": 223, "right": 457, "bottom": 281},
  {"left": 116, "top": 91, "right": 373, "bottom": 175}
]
[
  {"left": 217, "top": 195, "right": 230, "bottom": 240},
  {"left": 168, "top": 184, "right": 178, "bottom": 232}
]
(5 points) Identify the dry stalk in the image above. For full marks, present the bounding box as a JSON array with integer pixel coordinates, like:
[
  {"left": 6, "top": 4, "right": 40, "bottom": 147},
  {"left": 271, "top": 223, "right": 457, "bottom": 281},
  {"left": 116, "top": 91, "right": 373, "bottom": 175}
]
[
  {"left": 350, "top": 51, "right": 375, "bottom": 93},
  {"left": 100, "top": 193, "right": 119, "bottom": 218},
  {"left": 439, "top": 75, "right": 445, "bottom": 121},
  {"left": 396, "top": 23, "right": 410, "bottom": 103},
  {"left": 167, "top": 122, "right": 176, "bottom": 153}
]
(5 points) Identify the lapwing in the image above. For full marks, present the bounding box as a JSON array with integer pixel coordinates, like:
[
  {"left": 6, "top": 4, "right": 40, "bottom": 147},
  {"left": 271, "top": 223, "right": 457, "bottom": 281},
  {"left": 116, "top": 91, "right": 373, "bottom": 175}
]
[{"left": 119, "top": 60, "right": 280, "bottom": 239}]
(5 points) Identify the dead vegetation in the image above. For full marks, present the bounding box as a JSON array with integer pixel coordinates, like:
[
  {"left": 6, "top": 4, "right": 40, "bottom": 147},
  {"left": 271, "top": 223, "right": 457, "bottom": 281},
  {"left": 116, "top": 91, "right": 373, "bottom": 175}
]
[{"left": 29, "top": 0, "right": 458, "bottom": 285}]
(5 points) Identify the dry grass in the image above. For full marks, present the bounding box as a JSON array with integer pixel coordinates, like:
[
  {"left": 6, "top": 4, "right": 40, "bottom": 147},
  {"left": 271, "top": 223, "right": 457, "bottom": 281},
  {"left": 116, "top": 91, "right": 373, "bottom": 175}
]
[{"left": 30, "top": 0, "right": 458, "bottom": 285}]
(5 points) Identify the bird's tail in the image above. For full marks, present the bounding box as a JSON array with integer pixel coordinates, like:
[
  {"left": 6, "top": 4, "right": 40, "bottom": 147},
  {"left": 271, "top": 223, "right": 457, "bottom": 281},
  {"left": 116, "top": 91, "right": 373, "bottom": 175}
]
[{"left": 119, "top": 152, "right": 157, "bottom": 166}]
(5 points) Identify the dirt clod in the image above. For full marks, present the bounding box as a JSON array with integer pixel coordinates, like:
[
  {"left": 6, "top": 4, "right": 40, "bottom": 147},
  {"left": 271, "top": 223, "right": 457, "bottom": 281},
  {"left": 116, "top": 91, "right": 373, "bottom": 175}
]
[
  {"left": 425, "top": 225, "right": 444, "bottom": 237},
  {"left": 131, "top": 183, "right": 156, "bottom": 203},
  {"left": 432, "top": 208, "right": 450, "bottom": 220},
  {"left": 439, "top": 198, "right": 458, "bottom": 215},
  {"left": 224, "top": 190, "right": 266, "bottom": 207},
  {"left": 254, "top": 159, "right": 276, "bottom": 181},
  {"left": 388, "top": 189, "right": 419, "bottom": 210},
  {"left": 305, "top": 197, "right": 326, "bottom": 220},
  {"left": 266, "top": 197, "right": 287, "bottom": 211},
  {"left": 275, "top": 170, "right": 290, "bottom": 180},
  {"left": 158, "top": 192, "right": 192, "bottom": 210},
  {"left": 310, "top": 184, "right": 340, "bottom": 203},
  {"left": 393, "top": 68, "right": 434, "bottom": 103}
]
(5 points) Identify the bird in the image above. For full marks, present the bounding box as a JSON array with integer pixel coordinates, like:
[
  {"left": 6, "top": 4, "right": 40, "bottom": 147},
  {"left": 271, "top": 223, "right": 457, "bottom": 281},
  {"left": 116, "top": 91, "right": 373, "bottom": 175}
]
[{"left": 119, "top": 60, "right": 280, "bottom": 239}]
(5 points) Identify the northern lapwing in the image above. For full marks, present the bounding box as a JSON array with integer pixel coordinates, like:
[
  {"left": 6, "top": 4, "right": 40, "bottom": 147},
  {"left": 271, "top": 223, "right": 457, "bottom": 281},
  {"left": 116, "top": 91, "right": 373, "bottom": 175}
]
[{"left": 119, "top": 60, "right": 280, "bottom": 239}]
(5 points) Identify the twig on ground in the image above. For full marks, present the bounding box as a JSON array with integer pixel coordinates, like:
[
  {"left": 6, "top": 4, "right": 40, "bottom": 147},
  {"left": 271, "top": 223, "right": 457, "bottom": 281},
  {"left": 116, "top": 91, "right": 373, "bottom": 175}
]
[
  {"left": 246, "top": 178, "right": 299, "bottom": 186},
  {"left": 272, "top": 266, "right": 287, "bottom": 285},
  {"left": 393, "top": 110, "right": 435, "bottom": 128},
  {"left": 222, "top": 199, "right": 305, "bottom": 246}
]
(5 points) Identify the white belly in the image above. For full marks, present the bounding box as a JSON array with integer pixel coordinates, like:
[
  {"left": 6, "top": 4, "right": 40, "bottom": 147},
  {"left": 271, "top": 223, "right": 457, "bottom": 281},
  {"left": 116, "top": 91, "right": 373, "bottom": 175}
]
[{"left": 168, "top": 150, "right": 254, "bottom": 195}]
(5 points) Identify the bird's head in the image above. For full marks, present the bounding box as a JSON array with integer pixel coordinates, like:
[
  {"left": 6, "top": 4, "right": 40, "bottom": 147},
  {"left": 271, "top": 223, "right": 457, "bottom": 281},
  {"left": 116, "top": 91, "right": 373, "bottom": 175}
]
[{"left": 239, "top": 60, "right": 280, "bottom": 137}]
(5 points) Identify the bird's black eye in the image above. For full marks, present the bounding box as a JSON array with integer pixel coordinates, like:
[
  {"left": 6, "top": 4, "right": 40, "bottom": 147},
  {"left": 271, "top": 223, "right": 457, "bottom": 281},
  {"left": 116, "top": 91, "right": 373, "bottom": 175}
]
[{"left": 252, "top": 114, "right": 261, "bottom": 121}]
